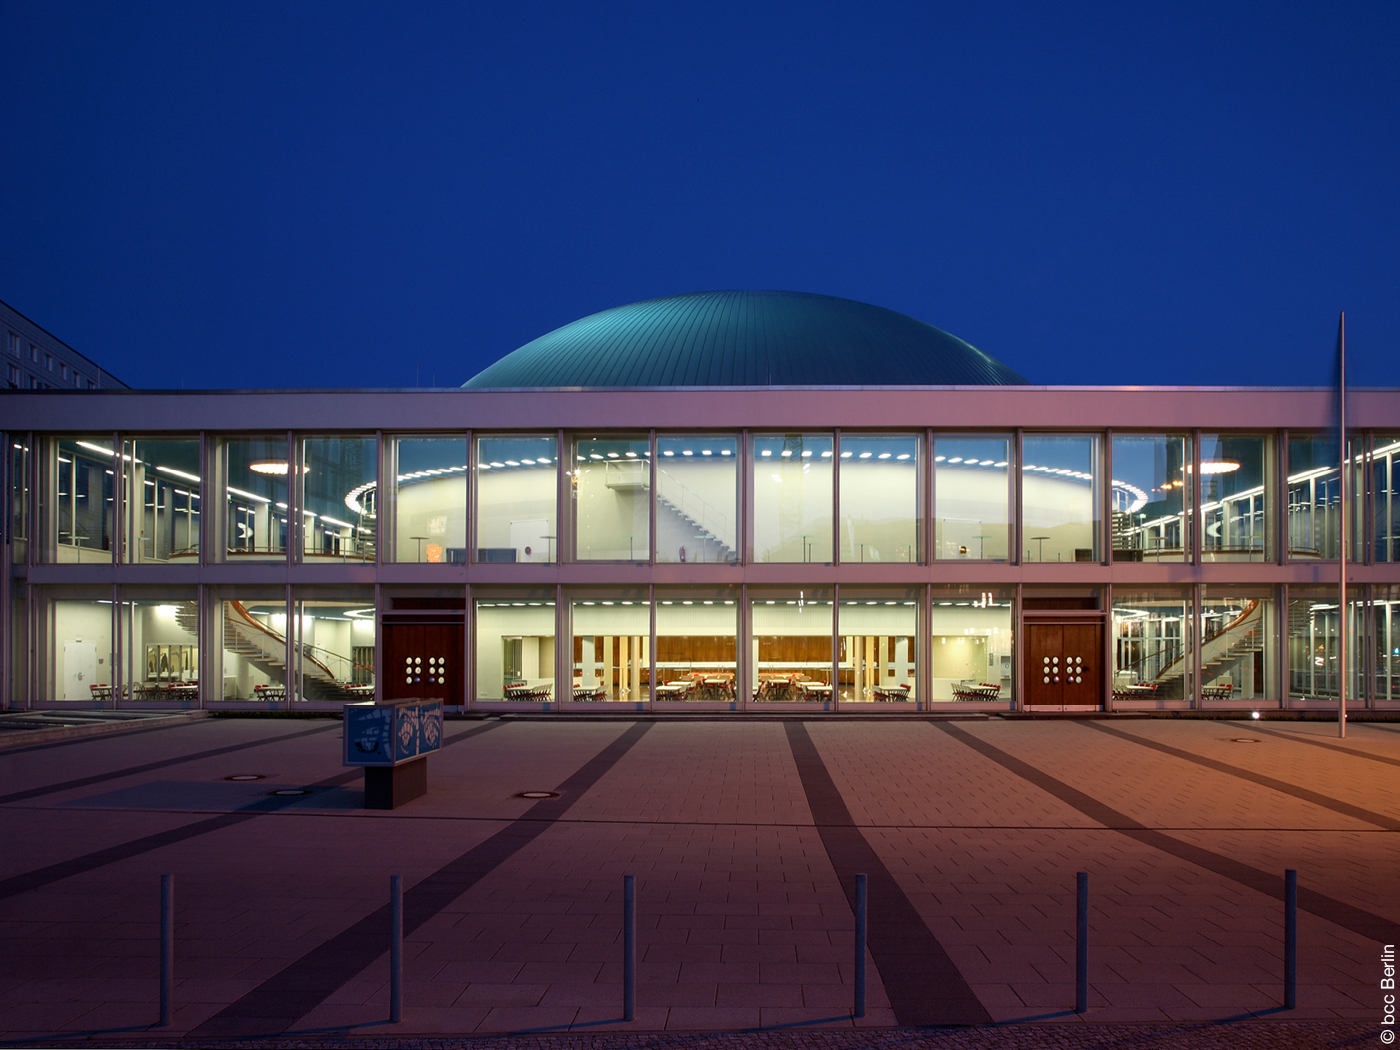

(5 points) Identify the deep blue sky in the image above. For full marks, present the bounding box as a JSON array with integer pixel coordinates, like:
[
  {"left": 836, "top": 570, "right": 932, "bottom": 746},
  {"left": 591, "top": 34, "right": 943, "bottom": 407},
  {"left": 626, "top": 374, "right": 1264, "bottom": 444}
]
[{"left": 2, "top": 1, "right": 1396, "bottom": 390}]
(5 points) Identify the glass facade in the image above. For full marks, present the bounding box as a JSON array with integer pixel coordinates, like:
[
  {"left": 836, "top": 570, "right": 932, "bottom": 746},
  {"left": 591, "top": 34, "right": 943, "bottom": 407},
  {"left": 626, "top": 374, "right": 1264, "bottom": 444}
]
[
  {"left": 1200, "top": 433, "right": 1273, "bottom": 562},
  {"left": 1111, "top": 435, "right": 1188, "bottom": 562},
  {"left": 655, "top": 435, "right": 738, "bottom": 563},
  {"left": 930, "top": 587, "right": 1012, "bottom": 703},
  {"left": 42, "top": 592, "right": 115, "bottom": 701},
  {"left": 1112, "top": 588, "right": 1188, "bottom": 702},
  {"left": 570, "top": 594, "right": 648, "bottom": 702},
  {"left": 121, "top": 437, "right": 201, "bottom": 563},
  {"left": 838, "top": 434, "right": 920, "bottom": 563},
  {"left": 751, "top": 589, "right": 833, "bottom": 701},
  {"left": 115, "top": 590, "right": 199, "bottom": 702},
  {"left": 933, "top": 435, "right": 1010, "bottom": 561},
  {"left": 222, "top": 436, "right": 289, "bottom": 562},
  {"left": 1201, "top": 587, "right": 1276, "bottom": 703},
  {"left": 1288, "top": 586, "right": 1360, "bottom": 704},
  {"left": 41, "top": 437, "right": 116, "bottom": 563},
  {"left": 476, "top": 435, "right": 557, "bottom": 563},
  {"left": 574, "top": 436, "right": 649, "bottom": 561},
  {"left": 301, "top": 436, "right": 376, "bottom": 562},
  {"left": 752, "top": 434, "right": 833, "bottom": 563},
  {"left": 214, "top": 589, "right": 288, "bottom": 701},
  {"left": 291, "top": 589, "right": 376, "bottom": 702},
  {"left": 838, "top": 588, "right": 919, "bottom": 702},
  {"left": 1287, "top": 434, "right": 1339, "bottom": 560},
  {"left": 475, "top": 595, "right": 556, "bottom": 701},
  {"left": 1373, "top": 586, "right": 1400, "bottom": 707},
  {"left": 8, "top": 436, "right": 29, "bottom": 564},
  {"left": 390, "top": 436, "right": 469, "bottom": 563},
  {"left": 654, "top": 588, "right": 738, "bottom": 702},
  {"left": 1022, "top": 434, "right": 1101, "bottom": 563},
  {"left": 1374, "top": 436, "right": 1400, "bottom": 563}
]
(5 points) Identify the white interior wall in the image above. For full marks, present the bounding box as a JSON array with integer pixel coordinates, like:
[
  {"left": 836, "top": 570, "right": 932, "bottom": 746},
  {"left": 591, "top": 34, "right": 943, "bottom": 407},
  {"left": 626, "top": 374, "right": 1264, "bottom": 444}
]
[
  {"left": 753, "top": 461, "right": 833, "bottom": 561},
  {"left": 395, "top": 476, "right": 468, "bottom": 560},
  {"left": 839, "top": 462, "right": 919, "bottom": 562}
]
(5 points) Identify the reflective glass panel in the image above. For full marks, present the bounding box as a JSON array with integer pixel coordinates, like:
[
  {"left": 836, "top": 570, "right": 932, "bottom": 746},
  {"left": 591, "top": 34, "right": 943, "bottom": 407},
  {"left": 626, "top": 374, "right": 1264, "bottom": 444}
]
[
  {"left": 930, "top": 587, "right": 1012, "bottom": 703},
  {"left": 390, "top": 436, "right": 468, "bottom": 563},
  {"left": 574, "top": 436, "right": 649, "bottom": 561},
  {"left": 1112, "top": 589, "right": 1188, "bottom": 703},
  {"left": 474, "top": 596, "right": 556, "bottom": 701},
  {"left": 1021, "top": 434, "right": 1101, "bottom": 563},
  {"left": 570, "top": 594, "right": 648, "bottom": 702},
  {"left": 1374, "top": 436, "right": 1400, "bottom": 563},
  {"left": 477, "top": 435, "right": 557, "bottom": 563},
  {"left": 43, "top": 593, "right": 114, "bottom": 700},
  {"left": 1200, "top": 434, "right": 1273, "bottom": 562},
  {"left": 752, "top": 433, "right": 833, "bottom": 563},
  {"left": 223, "top": 437, "right": 289, "bottom": 561},
  {"left": 655, "top": 588, "right": 738, "bottom": 702},
  {"left": 1201, "top": 586, "right": 1277, "bottom": 703},
  {"left": 838, "top": 589, "right": 919, "bottom": 703},
  {"left": 1287, "top": 586, "right": 1359, "bottom": 704},
  {"left": 1373, "top": 585, "right": 1400, "bottom": 706},
  {"left": 301, "top": 436, "right": 376, "bottom": 562},
  {"left": 121, "top": 437, "right": 201, "bottom": 563},
  {"left": 10, "top": 436, "right": 29, "bottom": 563},
  {"left": 751, "top": 589, "right": 833, "bottom": 701},
  {"left": 116, "top": 589, "right": 199, "bottom": 702},
  {"left": 933, "top": 435, "right": 1010, "bottom": 560},
  {"left": 290, "top": 592, "right": 376, "bottom": 702},
  {"left": 214, "top": 588, "right": 287, "bottom": 701},
  {"left": 1111, "top": 435, "right": 1188, "bottom": 562},
  {"left": 839, "top": 434, "right": 919, "bottom": 563},
  {"left": 655, "top": 435, "right": 738, "bottom": 563},
  {"left": 41, "top": 437, "right": 116, "bottom": 562},
  {"left": 1288, "top": 434, "right": 1340, "bottom": 560}
]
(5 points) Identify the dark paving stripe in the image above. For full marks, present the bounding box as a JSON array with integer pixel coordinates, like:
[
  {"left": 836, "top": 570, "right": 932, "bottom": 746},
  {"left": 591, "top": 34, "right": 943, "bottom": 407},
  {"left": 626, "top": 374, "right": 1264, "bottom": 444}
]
[
  {"left": 1081, "top": 721, "right": 1400, "bottom": 830},
  {"left": 190, "top": 721, "right": 654, "bottom": 1040},
  {"left": 784, "top": 721, "right": 991, "bottom": 1027},
  {"left": 0, "top": 721, "right": 503, "bottom": 902},
  {"left": 0, "top": 721, "right": 342, "bottom": 806},
  {"left": 935, "top": 722, "right": 1400, "bottom": 947},
  {"left": 1242, "top": 724, "right": 1400, "bottom": 769}
]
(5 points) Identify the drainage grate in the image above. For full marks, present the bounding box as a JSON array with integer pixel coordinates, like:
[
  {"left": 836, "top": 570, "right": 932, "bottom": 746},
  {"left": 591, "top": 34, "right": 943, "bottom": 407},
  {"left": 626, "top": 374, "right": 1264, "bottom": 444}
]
[
  {"left": 268, "top": 788, "right": 314, "bottom": 797},
  {"left": 1231, "top": 738, "right": 1261, "bottom": 743},
  {"left": 515, "top": 790, "right": 559, "bottom": 799},
  {"left": 224, "top": 774, "right": 266, "bottom": 782}
]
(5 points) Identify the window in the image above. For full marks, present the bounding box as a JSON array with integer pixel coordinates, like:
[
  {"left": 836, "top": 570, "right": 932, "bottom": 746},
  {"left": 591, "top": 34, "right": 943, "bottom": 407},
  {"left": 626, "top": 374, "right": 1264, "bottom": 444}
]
[
  {"left": 1200, "top": 434, "right": 1273, "bottom": 562},
  {"left": 1203, "top": 586, "right": 1277, "bottom": 704},
  {"left": 573, "top": 436, "right": 650, "bottom": 561},
  {"left": 474, "top": 595, "right": 556, "bottom": 701},
  {"left": 655, "top": 435, "right": 738, "bottom": 563},
  {"left": 752, "top": 433, "right": 833, "bottom": 563},
  {"left": 6, "top": 332, "right": 17, "bottom": 356},
  {"left": 73, "top": 371, "right": 82, "bottom": 387},
  {"left": 6, "top": 364, "right": 18, "bottom": 388},
  {"left": 301, "top": 436, "right": 376, "bottom": 562},
  {"left": 750, "top": 588, "right": 834, "bottom": 702},
  {"left": 59, "top": 363, "right": 68, "bottom": 380},
  {"left": 1111, "top": 434, "right": 1189, "bottom": 562},
  {"left": 1022, "top": 434, "right": 1102, "bottom": 562},
  {"left": 388, "top": 436, "right": 468, "bottom": 563},
  {"left": 839, "top": 589, "right": 919, "bottom": 702},
  {"left": 839, "top": 434, "right": 920, "bottom": 563},
  {"left": 45, "top": 354, "right": 54, "bottom": 372},
  {"left": 934, "top": 435, "right": 1011, "bottom": 560},
  {"left": 29, "top": 344, "right": 39, "bottom": 362},
  {"left": 120, "top": 436, "right": 201, "bottom": 562},
  {"left": 1112, "top": 589, "right": 1189, "bottom": 702},
  {"left": 476, "top": 435, "right": 557, "bottom": 563},
  {"left": 930, "top": 587, "right": 1013, "bottom": 703}
]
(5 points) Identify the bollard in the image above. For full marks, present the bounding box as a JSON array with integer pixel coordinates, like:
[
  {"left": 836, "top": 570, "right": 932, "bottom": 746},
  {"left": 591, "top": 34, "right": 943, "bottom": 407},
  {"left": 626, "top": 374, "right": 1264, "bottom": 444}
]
[
  {"left": 1284, "top": 869, "right": 1297, "bottom": 1009},
  {"left": 390, "top": 875, "right": 403, "bottom": 1023},
  {"left": 854, "top": 873, "right": 867, "bottom": 1019},
  {"left": 1075, "top": 872, "right": 1088, "bottom": 1014},
  {"left": 159, "top": 874, "right": 173, "bottom": 1027},
  {"left": 623, "top": 874, "right": 636, "bottom": 1021}
]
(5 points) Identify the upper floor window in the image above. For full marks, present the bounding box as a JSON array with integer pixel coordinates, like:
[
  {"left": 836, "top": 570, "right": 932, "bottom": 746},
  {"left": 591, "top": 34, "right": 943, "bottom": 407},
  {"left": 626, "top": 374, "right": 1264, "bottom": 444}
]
[
  {"left": 752, "top": 433, "right": 833, "bottom": 563},
  {"left": 6, "top": 331, "right": 17, "bottom": 356}
]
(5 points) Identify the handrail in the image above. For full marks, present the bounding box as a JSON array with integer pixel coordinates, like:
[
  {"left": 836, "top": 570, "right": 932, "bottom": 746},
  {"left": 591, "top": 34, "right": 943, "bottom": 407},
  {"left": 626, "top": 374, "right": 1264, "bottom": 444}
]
[
  {"left": 227, "top": 601, "right": 340, "bottom": 682},
  {"left": 656, "top": 468, "right": 736, "bottom": 550}
]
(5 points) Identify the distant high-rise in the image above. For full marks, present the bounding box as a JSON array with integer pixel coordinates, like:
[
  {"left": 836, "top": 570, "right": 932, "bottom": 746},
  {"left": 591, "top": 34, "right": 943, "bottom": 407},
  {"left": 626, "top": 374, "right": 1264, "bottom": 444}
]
[{"left": 2, "top": 298, "right": 127, "bottom": 391}]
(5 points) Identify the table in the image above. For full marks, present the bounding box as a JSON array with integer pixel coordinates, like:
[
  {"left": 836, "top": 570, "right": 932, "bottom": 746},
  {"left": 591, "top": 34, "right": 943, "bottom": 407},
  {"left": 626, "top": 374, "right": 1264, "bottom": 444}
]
[{"left": 1030, "top": 536, "right": 1050, "bottom": 561}]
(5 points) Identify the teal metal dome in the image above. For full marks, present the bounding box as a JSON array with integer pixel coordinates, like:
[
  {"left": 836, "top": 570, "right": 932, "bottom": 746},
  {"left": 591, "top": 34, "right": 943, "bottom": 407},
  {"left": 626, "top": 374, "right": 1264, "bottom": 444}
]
[{"left": 463, "top": 290, "right": 1027, "bottom": 388}]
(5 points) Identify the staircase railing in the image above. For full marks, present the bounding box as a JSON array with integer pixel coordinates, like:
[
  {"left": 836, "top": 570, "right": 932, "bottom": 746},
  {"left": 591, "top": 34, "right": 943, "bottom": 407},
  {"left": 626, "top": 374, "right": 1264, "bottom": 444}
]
[{"left": 656, "top": 469, "right": 736, "bottom": 552}]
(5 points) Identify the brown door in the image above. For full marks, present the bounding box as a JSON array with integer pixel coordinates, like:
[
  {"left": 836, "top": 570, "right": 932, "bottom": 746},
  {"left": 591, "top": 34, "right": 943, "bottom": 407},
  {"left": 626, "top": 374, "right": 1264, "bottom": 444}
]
[
  {"left": 382, "top": 617, "right": 464, "bottom": 703},
  {"left": 1025, "top": 621, "right": 1102, "bottom": 709}
]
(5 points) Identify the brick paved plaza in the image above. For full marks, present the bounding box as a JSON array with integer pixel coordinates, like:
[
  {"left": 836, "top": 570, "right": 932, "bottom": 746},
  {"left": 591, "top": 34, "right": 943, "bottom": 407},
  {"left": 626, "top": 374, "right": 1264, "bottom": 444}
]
[{"left": 0, "top": 713, "right": 1396, "bottom": 1048}]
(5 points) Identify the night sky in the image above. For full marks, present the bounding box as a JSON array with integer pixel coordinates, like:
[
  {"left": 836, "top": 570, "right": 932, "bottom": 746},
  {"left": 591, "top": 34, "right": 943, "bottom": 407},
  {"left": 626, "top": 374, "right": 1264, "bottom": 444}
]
[{"left": 1, "top": 2, "right": 1396, "bottom": 390}]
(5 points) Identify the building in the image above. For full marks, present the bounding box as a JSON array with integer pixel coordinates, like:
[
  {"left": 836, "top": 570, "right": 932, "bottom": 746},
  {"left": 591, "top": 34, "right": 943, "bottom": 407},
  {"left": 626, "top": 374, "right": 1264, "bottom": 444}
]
[
  {"left": 2, "top": 289, "right": 1397, "bottom": 714},
  {"left": 2, "top": 298, "right": 127, "bottom": 392}
]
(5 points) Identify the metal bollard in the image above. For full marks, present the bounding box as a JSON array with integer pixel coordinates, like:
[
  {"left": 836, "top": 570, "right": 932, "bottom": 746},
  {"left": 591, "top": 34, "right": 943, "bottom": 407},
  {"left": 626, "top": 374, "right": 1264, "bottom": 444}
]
[
  {"left": 390, "top": 875, "right": 403, "bottom": 1023},
  {"left": 1284, "top": 869, "right": 1297, "bottom": 1009},
  {"left": 159, "top": 874, "right": 174, "bottom": 1027},
  {"left": 623, "top": 874, "right": 636, "bottom": 1021},
  {"left": 854, "top": 873, "right": 867, "bottom": 1019},
  {"left": 1075, "top": 872, "right": 1088, "bottom": 1014}
]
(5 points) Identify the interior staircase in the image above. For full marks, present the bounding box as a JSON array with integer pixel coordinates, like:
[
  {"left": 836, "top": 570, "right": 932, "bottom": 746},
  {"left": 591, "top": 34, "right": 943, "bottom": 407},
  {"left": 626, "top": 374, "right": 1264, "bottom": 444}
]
[{"left": 1150, "top": 600, "right": 1263, "bottom": 690}]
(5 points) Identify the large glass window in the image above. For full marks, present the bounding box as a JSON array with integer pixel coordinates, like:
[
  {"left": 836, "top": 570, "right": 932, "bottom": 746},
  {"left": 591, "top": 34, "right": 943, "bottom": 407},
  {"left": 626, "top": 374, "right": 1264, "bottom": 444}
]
[
  {"left": 574, "top": 436, "right": 649, "bottom": 561},
  {"left": 1200, "top": 434, "right": 1273, "bottom": 562},
  {"left": 752, "top": 434, "right": 833, "bottom": 563},
  {"left": 930, "top": 587, "right": 1012, "bottom": 703},
  {"left": 1287, "top": 434, "right": 1339, "bottom": 560},
  {"left": 301, "top": 436, "right": 376, "bottom": 562},
  {"left": 476, "top": 435, "right": 557, "bottom": 563},
  {"left": 1374, "top": 436, "right": 1400, "bottom": 563},
  {"left": 9, "top": 436, "right": 30, "bottom": 564},
  {"left": 1112, "top": 589, "right": 1188, "bottom": 703},
  {"left": 474, "top": 595, "right": 556, "bottom": 702},
  {"left": 839, "top": 434, "right": 920, "bottom": 563},
  {"left": 1374, "top": 585, "right": 1400, "bottom": 707},
  {"left": 389, "top": 436, "right": 468, "bottom": 563},
  {"left": 41, "top": 592, "right": 114, "bottom": 701},
  {"left": 1021, "top": 434, "right": 1101, "bottom": 563},
  {"left": 1288, "top": 586, "right": 1359, "bottom": 705},
  {"left": 120, "top": 437, "right": 201, "bottom": 563},
  {"left": 655, "top": 588, "right": 738, "bottom": 703},
  {"left": 41, "top": 437, "right": 116, "bottom": 562},
  {"left": 570, "top": 593, "right": 648, "bottom": 702},
  {"left": 214, "top": 589, "right": 288, "bottom": 701},
  {"left": 222, "top": 436, "right": 289, "bottom": 562},
  {"left": 933, "top": 435, "right": 1010, "bottom": 560},
  {"left": 290, "top": 591, "right": 376, "bottom": 702},
  {"left": 1111, "top": 435, "right": 1188, "bottom": 562},
  {"left": 655, "top": 435, "right": 738, "bottom": 563},
  {"left": 115, "top": 589, "right": 199, "bottom": 703},
  {"left": 838, "top": 589, "right": 919, "bottom": 703},
  {"left": 1201, "top": 587, "right": 1277, "bottom": 704},
  {"left": 751, "top": 589, "right": 833, "bottom": 702}
]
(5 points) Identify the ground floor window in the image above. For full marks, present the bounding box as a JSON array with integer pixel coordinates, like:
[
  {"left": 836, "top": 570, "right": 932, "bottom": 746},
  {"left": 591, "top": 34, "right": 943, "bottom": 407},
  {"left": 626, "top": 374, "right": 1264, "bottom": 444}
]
[
  {"left": 930, "top": 587, "right": 1012, "bottom": 703},
  {"left": 291, "top": 588, "right": 375, "bottom": 702},
  {"left": 213, "top": 588, "right": 287, "bottom": 702},
  {"left": 1288, "top": 586, "right": 1361, "bottom": 704},
  {"left": 1202, "top": 587, "right": 1277, "bottom": 703},
  {"left": 570, "top": 593, "right": 648, "bottom": 702},
  {"left": 1113, "top": 588, "right": 1188, "bottom": 702},
  {"left": 750, "top": 589, "right": 833, "bottom": 702},
  {"left": 43, "top": 592, "right": 114, "bottom": 701},
  {"left": 838, "top": 588, "right": 918, "bottom": 702},
  {"left": 654, "top": 588, "right": 737, "bottom": 702},
  {"left": 474, "top": 595, "right": 556, "bottom": 701}
]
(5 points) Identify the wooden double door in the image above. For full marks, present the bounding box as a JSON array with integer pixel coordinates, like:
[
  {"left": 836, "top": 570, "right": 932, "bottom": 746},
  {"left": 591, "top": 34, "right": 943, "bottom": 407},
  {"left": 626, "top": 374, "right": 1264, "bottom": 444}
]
[
  {"left": 382, "top": 616, "right": 464, "bottom": 704},
  {"left": 1025, "top": 620, "right": 1103, "bottom": 709}
]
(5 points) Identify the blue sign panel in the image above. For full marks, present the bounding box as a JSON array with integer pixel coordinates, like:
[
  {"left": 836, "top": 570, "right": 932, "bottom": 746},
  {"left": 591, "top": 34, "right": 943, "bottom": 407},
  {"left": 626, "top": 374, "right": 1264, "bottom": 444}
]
[{"left": 345, "top": 700, "right": 443, "bottom": 766}]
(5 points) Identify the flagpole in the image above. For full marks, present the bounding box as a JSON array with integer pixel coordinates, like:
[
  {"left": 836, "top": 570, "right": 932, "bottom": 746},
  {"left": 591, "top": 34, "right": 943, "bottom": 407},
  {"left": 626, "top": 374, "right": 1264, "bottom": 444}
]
[{"left": 1338, "top": 312, "right": 1347, "bottom": 740}]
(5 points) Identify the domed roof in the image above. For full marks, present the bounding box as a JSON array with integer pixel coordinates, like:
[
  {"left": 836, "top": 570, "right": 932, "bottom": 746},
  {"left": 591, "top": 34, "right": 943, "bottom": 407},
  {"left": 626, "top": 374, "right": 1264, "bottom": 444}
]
[{"left": 463, "top": 290, "right": 1027, "bottom": 388}]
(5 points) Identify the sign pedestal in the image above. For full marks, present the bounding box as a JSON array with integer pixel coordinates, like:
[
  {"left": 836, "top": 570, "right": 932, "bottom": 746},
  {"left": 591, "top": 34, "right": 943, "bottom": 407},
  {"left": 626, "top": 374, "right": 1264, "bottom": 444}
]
[{"left": 364, "top": 757, "right": 428, "bottom": 809}]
